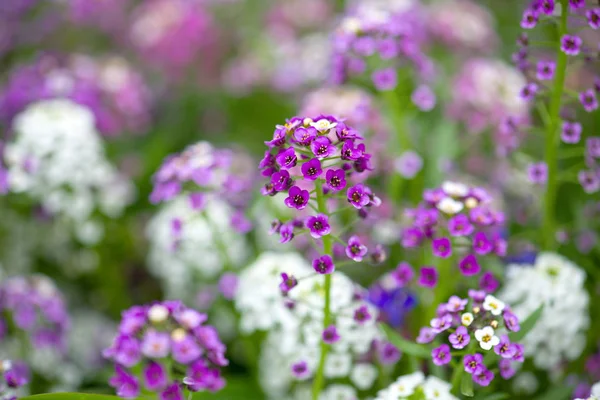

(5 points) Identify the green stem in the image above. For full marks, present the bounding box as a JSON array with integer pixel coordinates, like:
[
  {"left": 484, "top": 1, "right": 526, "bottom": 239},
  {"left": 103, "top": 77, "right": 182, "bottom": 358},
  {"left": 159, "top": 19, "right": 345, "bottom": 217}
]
[
  {"left": 543, "top": 0, "right": 569, "bottom": 250},
  {"left": 311, "top": 180, "right": 333, "bottom": 400}
]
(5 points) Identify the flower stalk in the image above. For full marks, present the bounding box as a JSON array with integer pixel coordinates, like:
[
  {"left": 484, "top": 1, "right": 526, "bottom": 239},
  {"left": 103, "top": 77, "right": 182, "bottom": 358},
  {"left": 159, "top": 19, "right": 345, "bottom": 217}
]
[{"left": 543, "top": 0, "right": 569, "bottom": 250}]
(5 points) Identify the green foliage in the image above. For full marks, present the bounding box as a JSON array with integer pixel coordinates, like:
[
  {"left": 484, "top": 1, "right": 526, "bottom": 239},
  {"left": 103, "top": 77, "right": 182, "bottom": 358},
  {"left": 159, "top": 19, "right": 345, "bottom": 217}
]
[{"left": 380, "top": 323, "right": 432, "bottom": 359}]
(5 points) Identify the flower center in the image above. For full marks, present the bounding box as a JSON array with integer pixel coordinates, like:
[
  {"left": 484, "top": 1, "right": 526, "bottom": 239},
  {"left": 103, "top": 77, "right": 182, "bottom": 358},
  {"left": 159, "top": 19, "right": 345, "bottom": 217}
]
[
  {"left": 352, "top": 192, "right": 361, "bottom": 202},
  {"left": 482, "top": 334, "right": 491, "bottom": 343},
  {"left": 331, "top": 176, "right": 341, "bottom": 186},
  {"left": 307, "top": 167, "right": 317, "bottom": 175},
  {"left": 313, "top": 221, "right": 323, "bottom": 230}
]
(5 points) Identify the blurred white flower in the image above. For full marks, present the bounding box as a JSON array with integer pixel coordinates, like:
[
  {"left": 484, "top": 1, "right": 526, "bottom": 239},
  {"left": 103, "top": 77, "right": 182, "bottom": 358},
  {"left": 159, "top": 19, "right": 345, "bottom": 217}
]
[{"left": 500, "top": 252, "right": 590, "bottom": 370}]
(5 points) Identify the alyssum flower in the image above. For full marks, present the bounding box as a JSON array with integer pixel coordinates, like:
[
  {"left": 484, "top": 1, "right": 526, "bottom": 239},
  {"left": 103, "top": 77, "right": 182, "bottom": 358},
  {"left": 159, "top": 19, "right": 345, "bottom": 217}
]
[
  {"left": 417, "top": 291, "right": 525, "bottom": 387},
  {"left": 103, "top": 301, "right": 228, "bottom": 399}
]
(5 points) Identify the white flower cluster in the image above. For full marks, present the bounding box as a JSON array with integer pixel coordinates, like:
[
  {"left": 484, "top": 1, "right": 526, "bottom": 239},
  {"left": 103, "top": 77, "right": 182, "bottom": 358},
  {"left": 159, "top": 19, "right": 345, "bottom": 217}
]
[
  {"left": 500, "top": 252, "right": 590, "bottom": 370},
  {"left": 375, "top": 372, "right": 457, "bottom": 400},
  {"left": 3, "top": 99, "right": 134, "bottom": 245},
  {"left": 576, "top": 382, "right": 600, "bottom": 400},
  {"left": 146, "top": 195, "right": 249, "bottom": 299},
  {"left": 235, "top": 252, "right": 380, "bottom": 399}
]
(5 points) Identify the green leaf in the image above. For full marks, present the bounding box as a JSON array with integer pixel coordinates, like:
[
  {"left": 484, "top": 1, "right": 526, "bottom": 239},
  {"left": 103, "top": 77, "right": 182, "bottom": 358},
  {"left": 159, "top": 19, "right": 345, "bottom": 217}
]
[
  {"left": 460, "top": 373, "right": 474, "bottom": 397},
  {"left": 509, "top": 304, "right": 544, "bottom": 343},
  {"left": 20, "top": 394, "right": 121, "bottom": 400},
  {"left": 379, "top": 323, "right": 432, "bottom": 359},
  {"left": 450, "top": 361, "right": 464, "bottom": 396}
]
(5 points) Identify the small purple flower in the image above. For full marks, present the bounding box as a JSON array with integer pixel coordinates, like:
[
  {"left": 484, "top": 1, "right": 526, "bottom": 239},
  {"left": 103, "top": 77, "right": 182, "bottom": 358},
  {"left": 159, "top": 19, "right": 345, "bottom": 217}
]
[
  {"left": 464, "top": 353, "right": 484, "bottom": 374},
  {"left": 325, "top": 169, "right": 347, "bottom": 192},
  {"left": 310, "top": 137, "right": 336, "bottom": 159},
  {"left": 432, "top": 237, "right": 452, "bottom": 258},
  {"left": 218, "top": 273, "right": 238, "bottom": 300},
  {"left": 293, "top": 126, "right": 317, "bottom": 146},
  {"left": 402, "top": 227, "right": 424, "bottom": 247},
  {"left": 432, "top": 344, "right": 451, "bottom": 366},
  {"left": 579, "top": 170, "right": 600, "bottom": 193},
  {"left": 394, "top": 151, "right": 423, "bottom": 179},
  {"left": 301, "top": 158, "right": 323, "bottom": 181},
  {"left": 416, "top": 327, "right": 436, "bottom": 344},
  {"left": 430, "top": 314, "right": 453, "bottom": 333},
  {"left": 3, "top": 362, "right": 29, "bottom": 388},
  {"left": 449, "top": 326, "right": 471, "bottom": 350},
  {"left": 520, "top": 83, "right": 538, "bottom": 101},
  {"left": 521, "top": 9, "right": 539, "bottom": 29},
  {"left": 189, "top": 192, "right": 205, "bottom": 210},
  {"left": 512, "top": 343, "right": 525, "bottom": 362},
  {"left": 276, "top": 147, "right": 297, "bottom": 169},
  {"left": 446, "top": 296, "right": 468, "bottom": 313},
  {"left": 353, "top": 305, "right": 372, "bottom": 325},
  {"left": 561, "top": 34, "right": 582, "bottom": 56},
  {"left": 561, "top": 121, "right": 582, "bottom": 144},
  {"left": 347, "top": 184, "right": 371, "bottom": 209},
  {"left": 322, "top": 325, "right": 340, "bottom": 344},
  {"left": 372, "top": 68, "right": 397, "bottom": 91},
  {"left": 345, "top": 235, "right": 367, "bottom": 261},
  {"left": 370, "top": 244, "right": 387, "bottom": 265},
  {"left": 503, "top": 310, "right": 521, "bottom": 332},
  {"left": 392, "top": 263, "right": 414, "bottom": 286},
  {"left": 472, "top": 231, "right": 493, "bottom": 255},
  {"left": 473, "top": 368, "right": 495, "bottom": 387},
  {"left": 279, "top": 273, "right": 298, "bottom": 293},
  {"left": 306, "top": 214, "right": 331, "bottom": 238},
  {"left": 587, "top": 8, "right": 600, "bottom": 29},
  {"left": 354, "top": 36, "right": 377, "bottom": 56},
  {"left": 448, "top": 214, "right": 474, "bottom": 236},
  {"left": 271, "top": 170, "right": 292, "bottom": 191},
  {"left": 479, "top": 272, "right": 499, "bottom": 293},
  {"left": 527, "top": 162, "right": 547, "bottom": 185},
  {"left": 279, "top": 223, "right": 295, "bottom": 243},
  {"left": 459, "top": 254, "right": 481, "bottom": 276},
  {"left": 284, "top": 186, "right": 310, "bottom": 210},
  {"left": 109, "top": 365, "right": 140, "bottom": 399},
  {"left": 141, "top": 331, "right": 170, "bottom": 360},
  {"left": 418, "top": 267, "right": 438, "bottom": 288},
  {"left": 312, "top": 255, "right": 335, "bottom": 274},
  {"left": 536, "top": 61, "right": 555, "bottom": 80},
  {"left": 160, "top": 383, "right": 184, "bottom": 400},
  {"left": 377, "top": 341, "right": 401, "bottom": 365},
  {"left": 266, "top": 127, "right": 287, "bottom": 148},
  {"left": 499, "top": 359, "right": 516, "bottom": 380},
  {"left": 411, "top": 85, "right": 436, "bottom": 111},
  {"left": 378, "top": 38, "right": 399, "bottom": 59},
  {"left": 291, "top": 361, "right": 310, "bottom": 380},
  {"left": 468, "top": 289, "right": 487, "bottom": 304},
  {"left": 144, "top": 361, "right": 168, "bottom": 391},
  {"left": 539, "top": 0, "right": 555, "bottom": 14},
  {"left": 569, "top": 0, "right": 584, "bottom": 9},
  {"left": 580, "top": 89, "right": 599, "bottom": 112},
  {"left": 494, "top": 335, "right": 517, "bottom": 359},
  {"left": 172, "top": 334, "right": 202, "bottom": 364}
]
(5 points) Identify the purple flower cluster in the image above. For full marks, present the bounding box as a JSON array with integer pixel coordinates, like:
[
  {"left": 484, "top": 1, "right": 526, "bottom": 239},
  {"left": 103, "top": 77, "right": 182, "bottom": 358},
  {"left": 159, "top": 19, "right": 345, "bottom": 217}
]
[
  {"left": 330, "top": 6, "right": 434, "bottom": 95},
  {"left": 150, "top": 141, "right": 255, "bottom": 233},
  {"left": 419, "top": 291, "right": 524, "bottom": 387},
  {"left": 103, "top": 301, "right": 228, "bottom": 399},
  {"left": 0, "top": 275, "right": 70, "bottom": 353},
  {"left": 0, "top": 54, "right": 152, "bottom": 137},
  {"left": 401, "top": 181, "right": 506, "bottom": 277},
  {"left": 579, "top": 137, "right": 600, "bottom": 193},
  {"left": 260, "top": 115, "right": 382, "bottom": 274},
  {"left": 1, "top": 360, "right": 29, "bottom": 399}
]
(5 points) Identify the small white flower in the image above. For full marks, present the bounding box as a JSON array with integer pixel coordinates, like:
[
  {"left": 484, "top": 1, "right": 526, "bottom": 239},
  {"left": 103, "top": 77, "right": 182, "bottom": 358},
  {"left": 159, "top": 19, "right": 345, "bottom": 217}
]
[
  {"left": 482, "top": 295, "right": 505, "bottom": 316},
  {"left": 464, "top": 197, "right": 479, "bottom": 209},
  {"left": 350, "top": 363, "right": 378, "bottom": 390},
  {"left": 422, "top": 376, "right": 457, "bottom": 400},
  {"left": 341, "top": 17, "right": 362, "bottom": 34},
  {"left": 390, "top": 372, "right": 425, "bottom": 397},
  {"left": 474, "top": 326, "right": 500, "bottom": 351},
  {"left": 437, "top": 197, "right": 464, "bottom": 215},
  {"left": 310, "top": 118, "right": 338, "bottom": 132},
  {"left": 319, "top": 384, "right": 357, "bottom": 400},
  {"left": 461, "top": 313, "right": 474, "bottom": 326},
  {"left": 324, "top": 352, "right": 352, "bottom": 378},
  {"left": 442, "top": 181, "right": 469, "bottom": 197},
  {"left": 147, "top": 304, "right": 169, "bottom": 323}
]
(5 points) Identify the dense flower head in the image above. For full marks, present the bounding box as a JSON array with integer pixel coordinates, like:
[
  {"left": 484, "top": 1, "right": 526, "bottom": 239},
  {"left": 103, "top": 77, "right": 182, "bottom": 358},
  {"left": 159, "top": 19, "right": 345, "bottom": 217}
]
[
  {"left": 448, "top": 58, "right": 529, "bottom": 141},
  {"left": 375, "top": 372, "right": 457, "bottom": 400},
  {"left": 150, "top": 141, "right": 255, "bottom": 233},
  {"left": 500, "top": 252, "right": 589, "bottom": 370},
  {"left": 0, "top": 54, "right": 152, "bottom": 137},
  {"left": 401, "top": 181, "right": 505, "bottom": 277},
  {"left": 330, "top": 0, "right": 434, "bottom": 92},
  {"left": 146, "top": 196, "right": 249, "bottom": 301},
  {"left": 1, "top": 99, "right": 135, "bottom": 245},
  {"left": 0, "top": 275, "right": 70, "bottom": 353},
  {"left": 129, "top": 0, "right": 221, "bottom": 81},
  {"left": 236, "top": 252, "right": 383, "bottom": 398},
  {"left": 418, "top": 291, "right": 524, "bottom": 387},
  {"left": 103, "top": 301, "right": 228, "bottom": 398}
]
